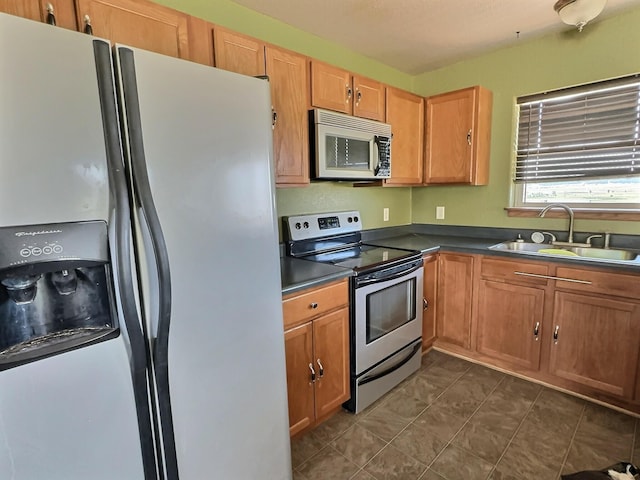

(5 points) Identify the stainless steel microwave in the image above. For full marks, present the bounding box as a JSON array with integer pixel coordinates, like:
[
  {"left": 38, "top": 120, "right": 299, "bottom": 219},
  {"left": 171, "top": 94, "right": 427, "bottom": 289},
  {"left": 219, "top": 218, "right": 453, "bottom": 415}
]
[{"left": 311, "top": 108, "right": 392, "bottom": 180}]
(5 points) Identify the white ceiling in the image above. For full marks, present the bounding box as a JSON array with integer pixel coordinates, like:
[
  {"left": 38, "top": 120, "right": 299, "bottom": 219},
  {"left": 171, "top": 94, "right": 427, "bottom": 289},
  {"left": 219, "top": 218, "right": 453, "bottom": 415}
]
[{"left": 228, "top": 0, "right": 640, "bottom": 75}]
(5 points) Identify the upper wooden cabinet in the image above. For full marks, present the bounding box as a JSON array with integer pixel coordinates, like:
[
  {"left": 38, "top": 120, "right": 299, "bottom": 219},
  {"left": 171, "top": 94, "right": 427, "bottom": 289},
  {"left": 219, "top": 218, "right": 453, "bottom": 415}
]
[
  {"left": 384, "top": 87, "right": 424, "bottom": 186},
  {"left": 425, "top": 85, "right": 493, "bottom": 185},
  {"left": 74, "top": 0, "right": 191, "bottom": 59},
  {"left": 310, "top": 61, "right": 385, "bottom": 121},
  {"left": 266, "top": 46, "right": 310, "bottom": 186},
  {"left": 213, "top": 29, "right": 309, "bottom": 186},
  {"left": 213, "top": 27, "right": 265, "bottom": 76},
  {"left": 0, "top": 0, "right": 77, "bottom": 29}
]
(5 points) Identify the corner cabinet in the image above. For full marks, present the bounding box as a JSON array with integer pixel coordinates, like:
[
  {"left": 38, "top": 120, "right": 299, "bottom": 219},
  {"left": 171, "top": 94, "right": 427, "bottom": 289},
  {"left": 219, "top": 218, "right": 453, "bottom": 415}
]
[
  {"left": 282, "top": 280, "right": 350, "bottom": 437},
  {"left": 384, "top": 87, "right": 425, "bottom": 186},
  {"left": 422, "top": 254, "right": 438, "bottom": 350},
  {"left": 424, "top": 85, "right": 492, "bottom": 185},
  {"left": 213, "top": 28, "right": 310, "bottom": 186},
  {"left": 435, "top": 252, "right": 474, "bottom": 349}
]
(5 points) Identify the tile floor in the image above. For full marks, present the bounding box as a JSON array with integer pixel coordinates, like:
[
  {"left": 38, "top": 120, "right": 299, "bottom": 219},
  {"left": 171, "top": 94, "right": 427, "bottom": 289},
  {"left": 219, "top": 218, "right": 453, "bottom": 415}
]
[{"left": 291, "top": 350, "right": 640, "bottom": 480}]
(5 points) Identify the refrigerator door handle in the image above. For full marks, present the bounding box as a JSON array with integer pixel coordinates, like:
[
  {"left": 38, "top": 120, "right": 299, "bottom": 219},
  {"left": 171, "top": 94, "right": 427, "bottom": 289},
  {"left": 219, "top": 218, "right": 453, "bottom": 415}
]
[
  {"left": 116, "top": 46, "right": 179, "bottom": 480},
  {"left": 93, "top": 40, "right": 158, "bottom": 480}
]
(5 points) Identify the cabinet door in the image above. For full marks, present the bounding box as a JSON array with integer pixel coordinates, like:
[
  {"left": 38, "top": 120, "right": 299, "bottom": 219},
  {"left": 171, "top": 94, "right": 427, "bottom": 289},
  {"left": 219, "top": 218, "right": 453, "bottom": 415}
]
[
  {"left": 284, "top": 323, "right": 315, "bottom": 437},
  {"left": 74, "top": 0, "right": 190, "bottom": 59},
  {"left": 353, "top": 75, "right": 385, "bottom": 121},
  {"left": 549, "top": 291, "right": 640, "bottom": 399},
  {"left": 436, "top": 253, "right": 473, "bottom": 349},
  {"left": 422, "top": 254, "right": 438, "bottom": 350},
  {"left": 310, "top": 61, "right": 351, "bottom": 114},
  {"left": 313, "top": 308, "right": 350, "bottom": 420},
  {"left": 266, "top": 46, "right": 310, "bottom": 186},
  {"left": 425, "top": 88, "right": 474, "bottom": 184},
  {"left": 213, "top": 26, "right": 265, "bottom": 76},
  {"left": 476, "top": 280, "right": 544, "bottom": 370},
  {"left": 1, "top": 0, "right": 77, "bottom": 29},
  {"left": 384, "top": 87, "right": 424, "bottom": 185}
]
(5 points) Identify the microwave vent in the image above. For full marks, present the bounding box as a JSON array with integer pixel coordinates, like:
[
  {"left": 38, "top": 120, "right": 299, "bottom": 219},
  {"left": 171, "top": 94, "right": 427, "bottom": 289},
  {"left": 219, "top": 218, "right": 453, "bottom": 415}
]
[{"left": 314, "top": 109, "right": 391, "bottom": 136}]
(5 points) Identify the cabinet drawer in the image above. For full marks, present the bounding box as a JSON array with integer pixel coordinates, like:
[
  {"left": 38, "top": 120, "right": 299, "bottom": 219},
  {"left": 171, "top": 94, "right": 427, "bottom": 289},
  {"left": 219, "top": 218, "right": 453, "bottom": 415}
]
[
  {"left": 283, "top": 280, "right": 348, "bottom": 329},
  {"left": 555, "top": 267, "right": 640, "bottom": 299},
  {"left": 481, "top": 257, "right": 549, "bottom": 285}
]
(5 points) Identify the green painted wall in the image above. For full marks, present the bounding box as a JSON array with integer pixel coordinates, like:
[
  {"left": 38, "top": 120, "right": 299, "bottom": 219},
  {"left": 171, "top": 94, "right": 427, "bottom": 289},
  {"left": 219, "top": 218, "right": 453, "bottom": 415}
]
[
  {"left": 412, "top": 7, "right": 640, "bottom": 235},
  {"left": 157, "top": 0, "right": 639, "bottom": 236}
]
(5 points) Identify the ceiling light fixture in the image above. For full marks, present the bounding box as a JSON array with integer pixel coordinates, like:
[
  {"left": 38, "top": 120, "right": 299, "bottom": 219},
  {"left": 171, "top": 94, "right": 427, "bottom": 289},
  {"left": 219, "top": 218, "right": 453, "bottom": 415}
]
[{"left": 554, "top": 0, "right": 607, "bottom": 31}]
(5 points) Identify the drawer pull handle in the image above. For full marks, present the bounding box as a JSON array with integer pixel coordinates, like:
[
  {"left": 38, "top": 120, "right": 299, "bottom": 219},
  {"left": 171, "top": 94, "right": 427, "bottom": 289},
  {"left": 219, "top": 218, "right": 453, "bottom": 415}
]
[
  {"left": 83, "top": 14, "right": 93, "bottom": 35},
  {"left": 310, "top": 302, "right": 318, "bottom": 309},
  {"left": 45, "top": 3, "right": 56, "bottom": 25},
  {"left": 423, "top": 298, "right": 429, "bottom": 310},
  {"left": 533, "top": 321, "right": 540, "bottom": 340},
  {"left": 317, "top": 359, "right": 324, "bottom": 378},
  {"left": 553, "top": 325, "right": 560, "bottom": 344},
  {"left": 308, "top": 363, "right": 316, "bottom": 383},
  {"left": 513, "top": 271, "right": 592, "bottom": 284}
]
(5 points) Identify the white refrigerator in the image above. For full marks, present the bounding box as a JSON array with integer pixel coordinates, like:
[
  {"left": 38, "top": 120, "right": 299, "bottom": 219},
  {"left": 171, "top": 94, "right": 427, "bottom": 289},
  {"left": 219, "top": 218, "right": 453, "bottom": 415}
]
[{"left": 0, "top": 12, "right": 291, "bottom": 480}]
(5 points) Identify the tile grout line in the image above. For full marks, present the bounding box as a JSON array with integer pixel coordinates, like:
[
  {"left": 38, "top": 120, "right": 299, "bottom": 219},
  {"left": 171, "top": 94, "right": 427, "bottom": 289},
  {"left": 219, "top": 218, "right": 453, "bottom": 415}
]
[
  {"left": 420, "top": 369, "right": 506, "bottom": 479},
  {"left": 485, "top": 384, "right": 546, "bottom": 480},
  {"left": 555, "top": 403, "right": 587, "bottom": 479}
]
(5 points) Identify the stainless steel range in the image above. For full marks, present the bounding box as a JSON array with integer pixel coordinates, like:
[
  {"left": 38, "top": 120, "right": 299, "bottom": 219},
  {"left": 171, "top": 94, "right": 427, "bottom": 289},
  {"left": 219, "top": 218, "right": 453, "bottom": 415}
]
[{"left": 285, "top": 211, "right": 423, "bottom": 413}]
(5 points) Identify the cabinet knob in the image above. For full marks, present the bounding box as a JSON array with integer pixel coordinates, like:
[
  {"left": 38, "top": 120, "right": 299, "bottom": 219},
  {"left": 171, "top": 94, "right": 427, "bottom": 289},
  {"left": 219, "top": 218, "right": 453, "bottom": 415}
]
[
  {"left": 308, "top": 363, "right": 316, "bottom": 383},
  {"left": 553, "top": 325, "right": 560, "bottom": 344},
  {"left": 356, "top": 90, "right": 362, "bottom": 106},
  {"left": 271, "top": 108, "right": 277, "bottom": 129},
  {"left": 45, "top": 3, "right": 56, "bottom": 26},
  {"left": 533, "top": 321, "right": 540, "bottom": 340},
  {"left": 83, "top": 14, "right": 93, "bottom": 35},
  {"left": 346, "top": 85, "right": 352, "bottom": 103},
  {"left": 317, "top": 359, "right": 324, "bottom": 378},
  {"left": 423, "top": 298, "right": 429, "bottom": 310},
  {"left": 466, "top": 129, "right": 472, "bottom": 145},
  {"left": 310, "top": 302, "right": 318, "bottom": 309}
]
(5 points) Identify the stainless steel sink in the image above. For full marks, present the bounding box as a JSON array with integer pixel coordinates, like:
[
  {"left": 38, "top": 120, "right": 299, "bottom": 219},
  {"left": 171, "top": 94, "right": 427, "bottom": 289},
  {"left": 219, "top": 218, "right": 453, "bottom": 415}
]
[
  {"left": 566, "top": 247, "right": 640, "bottom": 261},
  {"left": 489, "top": 242, "right": 640, "bottom": 263},
  {"left": 489, "top": 242, "right": 558, "bottom": 253}
]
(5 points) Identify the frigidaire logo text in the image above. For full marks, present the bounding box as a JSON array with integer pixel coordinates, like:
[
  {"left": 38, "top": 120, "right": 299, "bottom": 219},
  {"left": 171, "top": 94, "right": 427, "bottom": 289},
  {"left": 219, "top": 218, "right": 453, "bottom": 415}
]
[{"left": 15, "top": 229, "right": 63, "bottom": 237}]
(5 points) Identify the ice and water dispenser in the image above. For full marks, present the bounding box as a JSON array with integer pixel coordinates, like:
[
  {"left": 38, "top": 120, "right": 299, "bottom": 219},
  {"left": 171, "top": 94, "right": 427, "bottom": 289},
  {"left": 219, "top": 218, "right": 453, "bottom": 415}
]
[{"left": 0, "top": 221, "right": 118, "bottom": 369}]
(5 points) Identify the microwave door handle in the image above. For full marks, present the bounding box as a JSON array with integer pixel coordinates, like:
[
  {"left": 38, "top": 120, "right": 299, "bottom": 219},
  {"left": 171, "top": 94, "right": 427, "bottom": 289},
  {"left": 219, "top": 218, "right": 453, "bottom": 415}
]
[{"left": 373, "top": 136, "right": 381, "bottom": 175}]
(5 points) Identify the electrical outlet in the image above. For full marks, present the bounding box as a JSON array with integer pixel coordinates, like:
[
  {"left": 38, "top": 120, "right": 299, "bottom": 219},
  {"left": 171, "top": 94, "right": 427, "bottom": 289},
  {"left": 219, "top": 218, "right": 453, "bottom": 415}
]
[
  {"left": 436, "top": 206, "right": 445, "bottom": 220},
  {"left": 383, "top": 207, "right": 389, "bottom": 222}
]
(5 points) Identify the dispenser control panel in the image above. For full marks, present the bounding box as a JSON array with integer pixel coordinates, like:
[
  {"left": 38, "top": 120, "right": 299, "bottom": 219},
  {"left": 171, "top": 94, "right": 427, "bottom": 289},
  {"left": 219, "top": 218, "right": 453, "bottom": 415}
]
[{"left": 0, "top": 221, "right": 109, "bottom": 269}]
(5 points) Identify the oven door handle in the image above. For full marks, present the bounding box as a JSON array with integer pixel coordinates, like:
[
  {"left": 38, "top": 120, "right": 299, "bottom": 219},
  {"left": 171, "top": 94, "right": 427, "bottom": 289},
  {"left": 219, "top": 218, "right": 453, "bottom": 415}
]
[
  {"left": 358, "top": 342, "right": 421, "bottom": 387},
  {"left": 356, "top": 263, "right": 422, "bottom": 288}
]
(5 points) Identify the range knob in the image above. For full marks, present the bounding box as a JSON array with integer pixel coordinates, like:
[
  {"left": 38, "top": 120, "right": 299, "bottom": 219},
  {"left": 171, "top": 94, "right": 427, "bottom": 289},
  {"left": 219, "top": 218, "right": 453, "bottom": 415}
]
[
  {"left": 295, "top": 222, "right": 302, "bottom": 230},
  {"left": 303, "top": 222, "right": 309, "bottom": 229},
  {"left": 347, "top": 217, "right": 353, "bottom": 223},
  {"left": 353, "top": 216, "right": 359, "bottom": 223}
]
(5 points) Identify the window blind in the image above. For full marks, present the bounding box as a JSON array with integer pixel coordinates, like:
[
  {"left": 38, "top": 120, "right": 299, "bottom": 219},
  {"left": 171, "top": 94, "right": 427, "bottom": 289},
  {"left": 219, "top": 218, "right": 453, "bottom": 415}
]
[{"left": 515, "top": 75, "right": 640, "bottom": 183}]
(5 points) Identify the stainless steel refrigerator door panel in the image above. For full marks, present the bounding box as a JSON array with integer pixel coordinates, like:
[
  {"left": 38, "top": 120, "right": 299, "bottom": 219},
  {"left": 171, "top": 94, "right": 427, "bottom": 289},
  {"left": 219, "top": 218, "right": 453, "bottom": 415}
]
[
  {"left": 116, "top": 46, "right": 291, "bottom": 479},
  {"left": 0, "top": 339, "right": 145, "bottom": 479},
  {"left": 0, "top": 14, "right": 109, "bottom": 227}
]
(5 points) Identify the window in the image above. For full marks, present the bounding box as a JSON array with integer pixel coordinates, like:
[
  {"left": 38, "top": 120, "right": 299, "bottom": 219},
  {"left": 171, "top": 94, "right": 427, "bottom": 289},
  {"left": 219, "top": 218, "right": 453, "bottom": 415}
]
[{"left": 513, "top": 75, "right": 640, "bottom": 209}]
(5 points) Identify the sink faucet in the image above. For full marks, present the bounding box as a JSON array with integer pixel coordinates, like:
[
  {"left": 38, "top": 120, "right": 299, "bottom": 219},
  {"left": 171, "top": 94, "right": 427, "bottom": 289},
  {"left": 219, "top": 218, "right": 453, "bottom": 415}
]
[{"left": 538, "top": 203, "right": 575, "bottom": 244}]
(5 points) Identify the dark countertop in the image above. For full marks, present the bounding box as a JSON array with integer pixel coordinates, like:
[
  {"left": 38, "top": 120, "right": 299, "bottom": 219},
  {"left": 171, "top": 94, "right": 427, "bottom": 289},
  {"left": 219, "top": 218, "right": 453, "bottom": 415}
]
[
  {"left": 281, "top": 257, "right": 353, "bottom": 295},
  {"left": 281, "top": 226, "right": 640, "bottom": 294}
]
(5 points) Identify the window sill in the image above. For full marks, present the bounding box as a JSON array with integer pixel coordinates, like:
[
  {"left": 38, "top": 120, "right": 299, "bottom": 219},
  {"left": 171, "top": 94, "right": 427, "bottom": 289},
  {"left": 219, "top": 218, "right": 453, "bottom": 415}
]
[{"left": 505, "top": 207, "right": 640, "bottom": 221}]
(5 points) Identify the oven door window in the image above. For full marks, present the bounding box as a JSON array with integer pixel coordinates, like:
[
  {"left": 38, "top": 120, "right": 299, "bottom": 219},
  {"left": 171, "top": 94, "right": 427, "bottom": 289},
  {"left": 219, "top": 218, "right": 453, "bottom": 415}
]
[{"left": 365, "top": 277, "right": 416, "bottom": 343}]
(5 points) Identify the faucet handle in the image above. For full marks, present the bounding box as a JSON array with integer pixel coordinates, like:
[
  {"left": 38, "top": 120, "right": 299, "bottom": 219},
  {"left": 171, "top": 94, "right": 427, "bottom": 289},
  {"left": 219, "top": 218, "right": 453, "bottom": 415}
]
[
  {"left": 541, "top": 231, "right": 557, "bottom": 244},
  {"left": 585, "top": 234, "right": 603, "bottom": 246}
]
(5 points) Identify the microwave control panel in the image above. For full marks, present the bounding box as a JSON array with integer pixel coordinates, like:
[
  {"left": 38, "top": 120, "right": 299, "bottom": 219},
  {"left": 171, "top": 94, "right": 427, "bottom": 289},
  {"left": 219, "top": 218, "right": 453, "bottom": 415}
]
[{"left": 285, "top": 211, "right": 362, "bottom": 241}]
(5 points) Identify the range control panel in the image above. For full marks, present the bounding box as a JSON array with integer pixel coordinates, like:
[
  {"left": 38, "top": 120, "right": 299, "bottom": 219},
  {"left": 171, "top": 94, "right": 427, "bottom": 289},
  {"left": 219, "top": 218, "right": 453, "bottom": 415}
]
[{"left": 285, "top": 211, "right": 362, "bottom": 241}]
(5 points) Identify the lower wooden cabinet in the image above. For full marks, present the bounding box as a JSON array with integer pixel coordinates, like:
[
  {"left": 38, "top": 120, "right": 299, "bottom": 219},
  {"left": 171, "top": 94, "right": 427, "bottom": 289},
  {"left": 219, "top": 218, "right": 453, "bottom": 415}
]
[
  {"left": 282, "top": 280, "right": 350, "bottom": 437},
  {"left": 422, "top": 254, "right": 438, "bottom": 350},
  {"left": 435, "top": 252, "right": 473, "bottom": 349},
  {"left": 434, "top": 253, "right": 640, "bottom": 413}
]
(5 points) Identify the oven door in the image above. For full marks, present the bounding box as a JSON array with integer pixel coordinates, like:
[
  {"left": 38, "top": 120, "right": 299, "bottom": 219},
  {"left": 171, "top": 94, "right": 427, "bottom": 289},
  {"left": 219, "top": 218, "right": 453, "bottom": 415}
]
[{"left": 353, "top": 259, "right": 423, "bottom": 375}]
